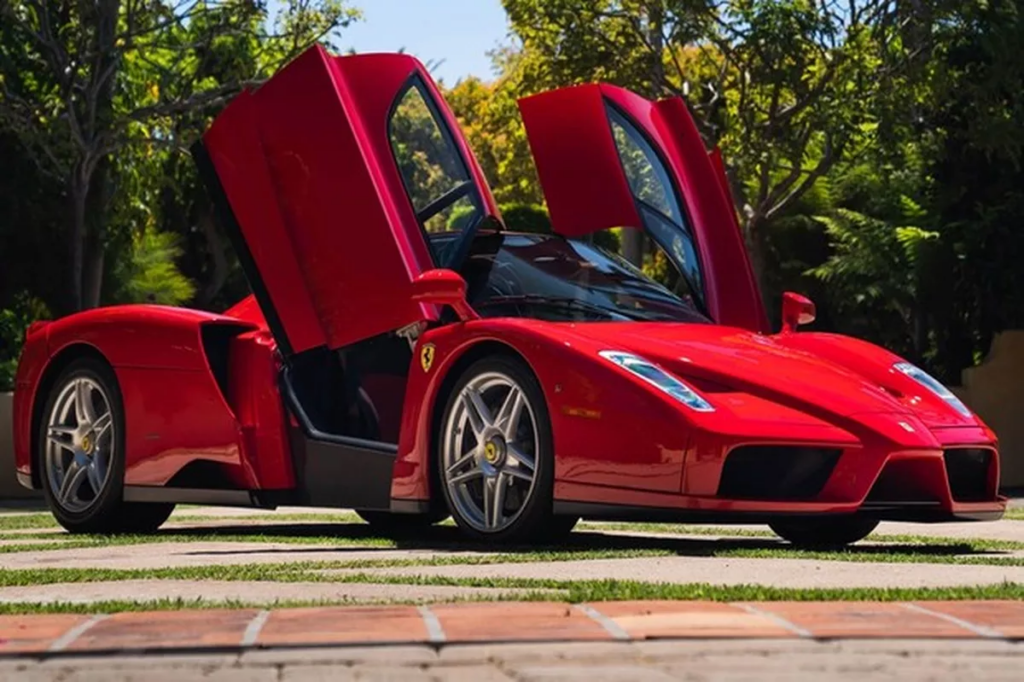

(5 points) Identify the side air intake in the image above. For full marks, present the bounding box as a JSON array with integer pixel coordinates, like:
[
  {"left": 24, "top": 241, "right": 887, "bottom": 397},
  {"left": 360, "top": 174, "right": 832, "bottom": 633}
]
[{"left": 717, "top": 446, "right": 842, "bottom": 500}]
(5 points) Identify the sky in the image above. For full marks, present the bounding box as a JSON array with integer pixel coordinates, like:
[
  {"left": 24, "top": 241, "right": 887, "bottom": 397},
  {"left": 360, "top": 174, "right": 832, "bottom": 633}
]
[{"left": 338, "top": 0, "right": 513, "bottom": 84}]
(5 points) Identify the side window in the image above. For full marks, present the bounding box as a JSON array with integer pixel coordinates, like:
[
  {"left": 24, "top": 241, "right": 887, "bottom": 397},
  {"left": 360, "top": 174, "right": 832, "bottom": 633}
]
[
  {"left": 389, "top": 82, "right": 481, "bottom": 235},
  {"left": 607, "top": 106, "right": 705, "bottom": 307}
]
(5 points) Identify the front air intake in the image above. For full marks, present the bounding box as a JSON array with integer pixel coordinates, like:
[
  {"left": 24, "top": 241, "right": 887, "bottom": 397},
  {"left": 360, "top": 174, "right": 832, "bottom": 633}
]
[
  {"left": 944, "top": 448, "right": 994, "bottom": 502},
  {"left": 717, "top": 446, "right": 842, "bottom": 500}
]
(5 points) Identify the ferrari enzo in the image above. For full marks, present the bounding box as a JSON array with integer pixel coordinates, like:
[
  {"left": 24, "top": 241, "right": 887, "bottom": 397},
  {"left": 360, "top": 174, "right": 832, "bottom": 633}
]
[{"left": 11, "top": 45, "right": 1006, "bottom": 546}]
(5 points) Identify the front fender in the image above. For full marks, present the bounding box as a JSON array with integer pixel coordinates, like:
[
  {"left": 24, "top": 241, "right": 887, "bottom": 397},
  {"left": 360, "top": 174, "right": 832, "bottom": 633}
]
[{"left": 390, "top": 318, "right": 697, "bottom": 502}]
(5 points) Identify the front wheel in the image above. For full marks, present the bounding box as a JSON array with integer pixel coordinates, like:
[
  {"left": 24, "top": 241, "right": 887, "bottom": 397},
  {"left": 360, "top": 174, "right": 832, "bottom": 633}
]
[
  {"left": 769, "top": 516, "right": 879, "bottom": 549},
  {"left": 437, "top": 355, "right": 556, "bottom": 543}
]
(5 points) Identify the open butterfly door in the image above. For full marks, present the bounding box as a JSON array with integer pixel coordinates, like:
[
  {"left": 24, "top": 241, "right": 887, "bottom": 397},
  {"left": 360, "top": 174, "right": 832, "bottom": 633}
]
[
  {"left": 518, "top": 84, "right": 768, "bottom": 333},
  {"left": 194, "top": 45, "right": 497, "bottom": 358}
]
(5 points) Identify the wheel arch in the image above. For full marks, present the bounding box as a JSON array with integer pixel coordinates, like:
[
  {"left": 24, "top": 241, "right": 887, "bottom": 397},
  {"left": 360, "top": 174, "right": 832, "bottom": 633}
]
[
  {"left": 423, "top": 339, "right": 539, "bottom": 509},
  {"left": 29, "top": 343, "right": 113, "bottom": 489}
]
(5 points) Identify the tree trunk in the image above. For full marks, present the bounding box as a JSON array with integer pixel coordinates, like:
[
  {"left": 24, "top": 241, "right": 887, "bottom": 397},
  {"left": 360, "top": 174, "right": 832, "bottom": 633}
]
[
  {"left": 743, "top": 213, "right": 769, "bottom": 295},
  {"left": 68, "top": 175, "right": 88, "bottom": 312},
  {"left": 197, "top": 209, "right": 229, "bottom": 306},
  {"left": 82, "top": 234, "right": 105, "bottom": 309}
]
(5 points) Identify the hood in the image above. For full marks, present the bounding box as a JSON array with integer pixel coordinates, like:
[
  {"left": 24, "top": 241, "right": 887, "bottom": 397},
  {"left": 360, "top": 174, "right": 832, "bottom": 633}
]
[{"left": 558, "top": 322, "right": 980, "bottom": 431}]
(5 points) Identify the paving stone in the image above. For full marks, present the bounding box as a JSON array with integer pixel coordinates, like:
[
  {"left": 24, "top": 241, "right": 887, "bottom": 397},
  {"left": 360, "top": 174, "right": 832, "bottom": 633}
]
[
  {"left": 590, "top": 600, "right": 793, "bottom": 639},
  {"left": 632, "top": 638, "right": 841, "bottom": 658},
  {"left": 746, "top": 601, "right": 982, "bottom": 638},
  {"left": 0, "top": 542, "right": 468, "bottom": 571},
  {"left": 0, "top": 613, "right": 86, "bottom": 653},
  {"left": 920, "top": 600, "right": 1024, "bottom": 637},
  {"left": 37, "top": 652, "right": 240, "bottom": 669},
  {"left": 422, "top": 665, "right": 517, "bottom": 681},
  {"left": 258, "top": 606, "right": 428, "bottom": 646},
  {"left": 0, "top": 579, "right": 544, "bottom": 607},
  {"left": 62, "top": 669, "right": 277, "bottom": 682},
  {"left": 430, "top": 601, "right": 610, "bottom": 643},
  {"left": 509, "top": 664, "right": 679, "bottom": 681},
  {"left": 437, "top": 640, "right": 641, "bottom": 663},
  {"left": 68, "top": 609, "right": 257, "bottom": 651},
  {"left": 239, "top": 644, "right": 438, "bottom": 667},
  {"left": 359, "top": 554, "right": 1024, "bottom": 589}
]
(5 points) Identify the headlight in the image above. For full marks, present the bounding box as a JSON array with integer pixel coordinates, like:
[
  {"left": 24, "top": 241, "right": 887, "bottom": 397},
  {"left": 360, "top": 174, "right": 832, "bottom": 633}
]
[
  {"left": 599, "top": 351, "right": 714, "bottom": 412},
  {"left": 893, "top": 362, "right": 972, "bottom": 417}
]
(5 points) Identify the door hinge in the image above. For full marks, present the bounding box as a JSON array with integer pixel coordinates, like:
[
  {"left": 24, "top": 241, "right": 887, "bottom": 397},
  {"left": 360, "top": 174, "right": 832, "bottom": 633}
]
[{"left": 396, "top": 321, "right": 426, "bottom": 350}]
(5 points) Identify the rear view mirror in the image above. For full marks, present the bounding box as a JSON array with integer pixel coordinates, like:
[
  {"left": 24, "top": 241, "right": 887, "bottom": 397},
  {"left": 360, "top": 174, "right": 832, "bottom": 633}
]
[
  {"left": 411, "top": 269, "right": 479, "bottom": 321},
  {"left": 781, "top": 291, "right": 816, "bottom": 333}
]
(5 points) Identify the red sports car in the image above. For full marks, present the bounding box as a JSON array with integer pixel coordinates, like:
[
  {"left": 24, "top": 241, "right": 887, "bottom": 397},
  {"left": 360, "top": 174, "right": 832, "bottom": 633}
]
[{"left": 11, "top": 46, "right": 1006, "bottom": 546}]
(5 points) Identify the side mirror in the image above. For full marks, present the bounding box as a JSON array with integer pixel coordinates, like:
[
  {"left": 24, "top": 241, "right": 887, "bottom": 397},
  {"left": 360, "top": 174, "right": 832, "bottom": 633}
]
[
  {"left": 411, "top": 269, "right": 479, "bottom": 321},
  {"left": 781, "top": 291, "right": 816, "bottom": 333}
]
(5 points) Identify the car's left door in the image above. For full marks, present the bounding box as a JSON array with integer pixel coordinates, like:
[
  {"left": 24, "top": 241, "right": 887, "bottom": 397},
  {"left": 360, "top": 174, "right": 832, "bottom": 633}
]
[{"left": 195, "top": 45, "right": 498, "bottom": 358}]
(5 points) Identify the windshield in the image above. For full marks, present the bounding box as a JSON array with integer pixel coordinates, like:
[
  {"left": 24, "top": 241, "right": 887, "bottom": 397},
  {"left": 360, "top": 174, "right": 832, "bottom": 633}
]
[{"left": 432, "top": 231, "right": 710, "bottom": 323}]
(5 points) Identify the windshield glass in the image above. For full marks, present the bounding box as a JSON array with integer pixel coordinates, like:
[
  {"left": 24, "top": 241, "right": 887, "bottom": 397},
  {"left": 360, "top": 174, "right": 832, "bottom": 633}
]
[{"left": 433, "top": 231, "right": 710, "bottom": 323}]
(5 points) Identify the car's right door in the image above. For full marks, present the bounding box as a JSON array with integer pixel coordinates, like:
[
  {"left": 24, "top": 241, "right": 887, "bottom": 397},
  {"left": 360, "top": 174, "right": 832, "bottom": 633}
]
[{"left": 518, "top": 84, "right": 769, "bottom": 333}]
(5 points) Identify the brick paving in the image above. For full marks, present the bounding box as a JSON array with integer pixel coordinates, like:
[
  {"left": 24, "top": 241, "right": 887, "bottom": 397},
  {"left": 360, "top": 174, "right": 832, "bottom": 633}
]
[
  {"left": 0, "top": 600, "right": 1020, "bottom": 656},
  {"left": 1, "top": 638, "right": 1022, "bottom": 681}
]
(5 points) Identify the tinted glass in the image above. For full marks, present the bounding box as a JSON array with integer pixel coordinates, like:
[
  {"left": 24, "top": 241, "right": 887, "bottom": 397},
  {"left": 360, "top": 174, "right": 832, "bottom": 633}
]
[
  {"left": 608, "top": 106, "right": 705, "bottom": 309},
  {"left": 609, "top": 108, "right": 681, "bottom": 222},
  {"left": 389, "top": 83, "right": 478, "bottom": 233},
  {"left": 434, "top": 232, "right": 710, "bottom": 324}
]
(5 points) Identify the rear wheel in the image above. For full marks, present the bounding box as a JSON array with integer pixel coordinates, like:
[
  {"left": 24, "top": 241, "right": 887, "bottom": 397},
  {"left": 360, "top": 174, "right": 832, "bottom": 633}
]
[
  {"left": 39, "top": 357, "right": 174, "bottom": 534},
  {"left": 769, "top": 516, "right": 879, "bottom": 548},
  {"left": 437, "top": 355, "right": 555, "bottom": 543}
]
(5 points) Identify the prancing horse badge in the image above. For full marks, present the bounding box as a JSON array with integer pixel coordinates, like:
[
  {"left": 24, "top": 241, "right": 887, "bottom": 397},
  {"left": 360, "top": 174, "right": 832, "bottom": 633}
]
[{"left": 420, "top": 343, "right": 436, "bottom": 372}]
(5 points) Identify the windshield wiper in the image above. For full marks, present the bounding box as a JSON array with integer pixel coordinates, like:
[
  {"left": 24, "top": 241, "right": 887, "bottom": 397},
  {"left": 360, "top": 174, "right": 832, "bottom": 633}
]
[{"left": 476, "top": 295, "right": 639, "bottom": 321}]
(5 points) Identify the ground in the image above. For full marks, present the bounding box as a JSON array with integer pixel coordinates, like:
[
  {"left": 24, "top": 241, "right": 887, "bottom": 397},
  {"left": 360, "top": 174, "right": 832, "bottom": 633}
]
[{"left": 0, "top": 503, "right": 1022, "bottom": 679}]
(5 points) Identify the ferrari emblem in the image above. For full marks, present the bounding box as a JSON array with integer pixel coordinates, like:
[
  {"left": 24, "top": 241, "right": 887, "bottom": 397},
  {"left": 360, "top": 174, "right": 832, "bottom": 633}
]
[
  {"left": 420, "top": 343, "right": 436, "bottom": 372},
  {"left": 81, "top": 435, "right": 92, "bottom": 454},
  {"left": 484, "top": 441, "right": 498, "bottom": 462}
]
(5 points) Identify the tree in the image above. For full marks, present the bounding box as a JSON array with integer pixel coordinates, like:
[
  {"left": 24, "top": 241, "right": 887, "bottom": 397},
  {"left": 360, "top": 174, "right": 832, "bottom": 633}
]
[
  {"left": 0, "top": 0, "right": 358, "bottom": 314},
  {"left": 500, "top": 0, "right": 925, "bottom": 283}
]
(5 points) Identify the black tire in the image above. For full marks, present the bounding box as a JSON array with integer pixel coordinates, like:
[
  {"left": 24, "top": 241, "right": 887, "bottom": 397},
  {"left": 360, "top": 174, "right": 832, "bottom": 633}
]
[
  {"left": 769, "top": 516, "right": 879, "bottom": 549},
  {"left": 355, "top": 509, "right": 448, "bottom": 536},
  {"left": 38, "top": 357, "right": 174, "bottom": 534},
  {"left": 436, "top": 354, "right": 556, "bottom": 544},
  {"left": 539, "top": 515, "right": 580, "bottom": 543}
]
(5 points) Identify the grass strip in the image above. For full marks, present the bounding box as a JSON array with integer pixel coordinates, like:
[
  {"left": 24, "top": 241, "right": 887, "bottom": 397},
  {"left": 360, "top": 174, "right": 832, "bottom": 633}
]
[{"left": 0, "top": 579, "right": 1020, "bottom": 615}]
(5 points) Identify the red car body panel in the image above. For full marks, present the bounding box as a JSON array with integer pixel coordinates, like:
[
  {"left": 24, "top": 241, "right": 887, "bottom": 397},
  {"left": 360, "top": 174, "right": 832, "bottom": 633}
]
[
  {"left": 518, "top": 84, "right": 768, "bottom": 333},
  {"left": 12, "top": 45, "right": 1005, "bottom": 525}
]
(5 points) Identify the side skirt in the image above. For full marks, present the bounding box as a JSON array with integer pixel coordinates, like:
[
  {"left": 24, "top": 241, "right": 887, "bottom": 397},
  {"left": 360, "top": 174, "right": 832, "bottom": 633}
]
[
  {"left": 287, "top": 428, "right": 395, "bottom": 511},
  {"left": 123, "top": 486, "right": 262, "bottom": 507},
  {"left": 553, "top": 500, "right": 1005, "bottom": 524}
]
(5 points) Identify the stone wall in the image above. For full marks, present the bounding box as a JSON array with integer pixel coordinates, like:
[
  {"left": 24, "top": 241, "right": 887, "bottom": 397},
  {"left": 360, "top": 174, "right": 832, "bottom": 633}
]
[
  {"left": 0, "top": 392, "right": 38, "bottom": 498},
  {"left": 954, "top": 331, "right": 1024, "bottom": 490}
]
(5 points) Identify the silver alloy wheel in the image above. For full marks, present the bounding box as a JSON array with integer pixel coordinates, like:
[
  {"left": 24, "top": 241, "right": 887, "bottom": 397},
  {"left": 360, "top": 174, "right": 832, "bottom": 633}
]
[
  {"left": 44, "top": 376, "right": 114, "bottom": 513},
  {"left": 442, "top": 371, "right": 539, "bottom": 533}
]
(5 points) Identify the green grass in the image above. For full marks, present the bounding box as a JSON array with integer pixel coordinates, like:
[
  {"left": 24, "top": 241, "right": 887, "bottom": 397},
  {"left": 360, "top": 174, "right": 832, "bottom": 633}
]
[
  {"left": 1005, "top": 508, "right": 1024, "bottom": 521},
  {"left": 1, "top": 517, "right": 1023, "bottom": 568},
  {"left": 0, "top": 579, "right": 1020, "bottom": 615}
]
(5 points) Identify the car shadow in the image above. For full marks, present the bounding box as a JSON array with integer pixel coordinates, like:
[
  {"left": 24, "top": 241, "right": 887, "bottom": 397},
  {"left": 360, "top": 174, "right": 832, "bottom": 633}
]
[{"left": 149, "top": 522, "right": 997, "bottom": 559}]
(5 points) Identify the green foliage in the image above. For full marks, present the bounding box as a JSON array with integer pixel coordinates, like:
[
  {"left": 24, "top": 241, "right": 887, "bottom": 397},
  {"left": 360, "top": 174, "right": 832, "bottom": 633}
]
[
  {"left": 498, "top": 203, "right": 552, "bottom": 234},
  {"left": 110, "top": 229, "right": 197, "bottom": 307},
  {"left": 0, "top": 294, "right": 51, "bottom": 392}
]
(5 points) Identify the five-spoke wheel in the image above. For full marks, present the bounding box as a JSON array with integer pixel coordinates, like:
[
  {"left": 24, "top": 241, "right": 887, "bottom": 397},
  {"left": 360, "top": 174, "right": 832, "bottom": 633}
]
[
  {"left": 38, "top": 357, "right": 174, "bottom": 534},
  {"left": 44, "top": 376, "right": 114, "bottom": 513},
  {"left": 437, "top": 355, "right": 574, "bottom": 543}
]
